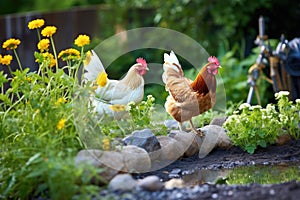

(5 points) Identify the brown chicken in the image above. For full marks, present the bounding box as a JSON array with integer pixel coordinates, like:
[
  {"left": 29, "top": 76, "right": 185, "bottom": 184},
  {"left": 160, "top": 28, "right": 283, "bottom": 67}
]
[{"left": 162, "top": 51, "right": 221, "bottom": 136}]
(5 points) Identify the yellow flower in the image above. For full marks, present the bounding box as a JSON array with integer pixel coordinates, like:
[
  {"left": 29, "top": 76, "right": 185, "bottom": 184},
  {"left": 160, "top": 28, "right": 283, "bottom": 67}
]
[
  {"left": 96, "top": 71, "right": 108, "bottom": 87},
  {"left": 56, "top": 118, "right": 66, "bottom": 130},
  {"left": 28, "top": 19, "right": 45, "bottom": 29},
  {"left": 0, "top": 54, "right": 13, "bottom": 65},
  {"left": 41, "top": 26, "right": 57, "bottom": 37},
  {"left": 102, "top": 138, "right": 110, "bottom": 151},
  {"left": 37, "top": 39, "right": 50, "bottom": 52},
  {"left": 74, "top": 34, "right": 90, "bottom": 47},
  {"left": 35, "top": 52, "right": 56, "bottom": 68},
  {"left": 109, "top": 104, "right": 125, "bottom": 112},
  {"left": 26, "top": 77, "right": 32, "bottom": 83},
  {"left": 58, "top": 48, "right": 80, "bottom": 61},
  {"left": 55, "top": 97, "right": 67, "bottom": 106},
  {"left": 2, "top": 38, "right": 21, "bottom": 50},
  {"left": 84, "top": 51, "right": 92, "bottom": 66}
]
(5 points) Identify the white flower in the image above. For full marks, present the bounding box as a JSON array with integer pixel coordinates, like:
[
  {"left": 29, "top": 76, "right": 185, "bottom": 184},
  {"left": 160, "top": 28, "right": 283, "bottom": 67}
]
[
  {"left": 296, "top": 99, "right": 300, "bottom": 104},
  {"left": 225, "top": 115, "right": 238, "bottom": 123},
  {"left": 239, "top": 103, "right": 251, "bottom": 110},
  {"left": 266, "top": 104, "right": 275, "bottom": 112},
  {"left": 250, "top": 105, "right": 262, "bottom": 110},
  {"left": 126, "top": 101, "right": 136, "bottom": 111},
  {"left": 275, "top": 91, "right": 290, "bottom": 99},
  {"left": 233, "top": 110, "right": 239, "bottom": 114},
  {"left": 279, "top": 114, "right": 288, "bottom": 123},
  {"left": 147, "top": 94, "right": 155, "bottom": 102}
]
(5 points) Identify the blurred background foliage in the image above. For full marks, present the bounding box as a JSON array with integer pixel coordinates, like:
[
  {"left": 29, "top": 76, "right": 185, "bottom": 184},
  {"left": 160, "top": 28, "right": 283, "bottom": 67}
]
[{"left": 1, "top": 0, "right": 300, "bottom": 105}]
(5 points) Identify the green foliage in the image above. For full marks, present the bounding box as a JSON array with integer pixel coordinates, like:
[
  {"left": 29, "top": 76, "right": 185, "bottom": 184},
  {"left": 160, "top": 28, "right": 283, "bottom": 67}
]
[
  {"left": 104, "top": 0, "right": 272, "bottom": 55},
  {"left": 219, "top": 45, "right": 273, "bottom": 105},
  {"left": 276, "top": 92, "right": 300, "bottom": 139},
  {"left": 224, "top": 91, "right": 300, "bottom": 154},
  {"left": 0, "top": 20, "right": 104, "bottom": 199},
  {"left": 76, "top": 94, "right": 168, "bottom": 150}
]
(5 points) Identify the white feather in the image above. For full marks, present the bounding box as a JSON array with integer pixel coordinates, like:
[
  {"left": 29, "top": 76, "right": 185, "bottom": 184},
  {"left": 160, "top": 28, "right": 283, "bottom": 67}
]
[
  {"left": 84, "top": 50, "right": 106, "bottom": 81},
  {"left": 94, "top": 79, "right": 144, "bottom": 105},
  {"left": 162, "top": 51, "right": 183, "bottom": 85},
  {"left": 163, "top": 51, "right": 181, "bottom": 73}
]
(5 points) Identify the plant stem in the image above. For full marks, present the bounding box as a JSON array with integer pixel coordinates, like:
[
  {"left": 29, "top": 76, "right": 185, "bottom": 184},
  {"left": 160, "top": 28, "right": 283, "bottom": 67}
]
[
  {"left": 36, "top": 29, "right": 41, "bottom": 41},
  {"left": 13, "top": 49, "right": 22, "bottom": 70},
  {"left": 50, "top": 36, "right": 58, "bottom": 71}
]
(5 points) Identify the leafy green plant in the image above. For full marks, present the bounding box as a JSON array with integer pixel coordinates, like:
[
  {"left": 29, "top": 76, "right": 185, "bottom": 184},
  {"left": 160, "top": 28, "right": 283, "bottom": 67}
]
[
  {"left": 0, "top": 18, "right": 104, "bottom": 199},
  {"left": 224, "top": 91, "right": 300, "bottom": 154}
]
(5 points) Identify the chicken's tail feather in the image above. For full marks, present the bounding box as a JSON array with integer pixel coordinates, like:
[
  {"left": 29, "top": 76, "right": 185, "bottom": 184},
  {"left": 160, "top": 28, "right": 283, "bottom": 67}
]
[
  {"left": 83, "top": 50, "right": 106, "bottom": 81},
  {"left": 162, "top": 51, "right": 183, "bottom": 85},
  {"left": 164, "top": 51, "right": 180, "bottom": 67}
]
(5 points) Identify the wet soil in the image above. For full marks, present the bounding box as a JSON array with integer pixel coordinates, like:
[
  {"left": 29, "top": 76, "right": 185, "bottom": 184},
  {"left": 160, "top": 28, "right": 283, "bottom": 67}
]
[{"left": 105, "top": 139, "right": 300, "bottom": 200}]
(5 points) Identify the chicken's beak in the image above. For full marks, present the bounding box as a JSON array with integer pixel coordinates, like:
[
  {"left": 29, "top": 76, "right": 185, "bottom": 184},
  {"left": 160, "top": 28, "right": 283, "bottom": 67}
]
[
  {"left": 146, "top": 66, "right": 149, "bottom": 70},
  {"left": 218, "top": 66, "right": 222, "bottom": 68}
]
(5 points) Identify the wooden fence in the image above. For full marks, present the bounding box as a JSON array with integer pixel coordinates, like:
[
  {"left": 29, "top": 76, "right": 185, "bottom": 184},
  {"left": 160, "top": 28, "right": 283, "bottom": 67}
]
[{"left": 0, "top": 6, "right": 99, "bottom": 72}]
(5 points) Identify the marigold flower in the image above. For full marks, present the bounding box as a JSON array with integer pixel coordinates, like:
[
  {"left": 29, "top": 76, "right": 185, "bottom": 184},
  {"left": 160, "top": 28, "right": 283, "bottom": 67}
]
[
  {"left": 74, "top": 34, "right": 90, "bottom": 47},
  {"left": 109, "top": 104, "right": 125, "bottom": 112},
  {"left": 28, "top": 19, "right": 45, "bottom": 29},
  {"left": 96, "top": 71, "right": 108, "bottom": 87},
  {"left": 102, "top": 138, "right": 110, "bottom": 151},
  {"left": 26, "top": 77, "right": 32, "bottom": 83},
  {"left": 55, "top": 97, "right": 67, "bottom": 106},
  {"left": 37, "top": 39, "right": 50, "bottom": 52},
  {"left": 2, "top": 38, "right": 21, "bottom": 50},
  {"left": 56, "top": 118, "right": 66, "bottom": 130},
  {"left": 35, "top": 52, "right": 56, "bottom": 68},
  {"left": 41, "top": 26, "right": 57, "bottom": 37},
  {"left": 58, "top": 48, "right": 80, "bottom": 61},
  {"left": 0, "top": 54, "right": 13, "bottom": 65}
]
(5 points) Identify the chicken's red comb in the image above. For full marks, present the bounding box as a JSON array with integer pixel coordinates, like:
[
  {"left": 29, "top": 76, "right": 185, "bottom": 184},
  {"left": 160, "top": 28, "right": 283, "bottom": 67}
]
[
  {"left": 208, "top": 56, "right": 220, "bottom": 66},
  {"left": 136, "top": 57, "right": 147, "bottom": 67}
]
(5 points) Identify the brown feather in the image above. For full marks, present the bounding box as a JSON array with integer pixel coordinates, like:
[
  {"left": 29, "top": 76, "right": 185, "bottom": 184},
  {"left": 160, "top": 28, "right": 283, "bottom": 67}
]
[{"left": 164, "top": 61, "right": 217, "bottom": 123}]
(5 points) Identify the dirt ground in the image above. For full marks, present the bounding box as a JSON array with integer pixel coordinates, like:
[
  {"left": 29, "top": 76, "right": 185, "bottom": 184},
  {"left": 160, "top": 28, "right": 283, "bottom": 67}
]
[{"left": 108, "top": 138, "right": 300, "bottom": 200}]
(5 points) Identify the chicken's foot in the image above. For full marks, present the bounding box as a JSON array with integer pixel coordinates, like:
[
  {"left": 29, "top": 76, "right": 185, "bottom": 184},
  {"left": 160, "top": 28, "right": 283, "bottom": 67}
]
[{"left": 189, "top": 120, "right": 204, "bottom": 137}]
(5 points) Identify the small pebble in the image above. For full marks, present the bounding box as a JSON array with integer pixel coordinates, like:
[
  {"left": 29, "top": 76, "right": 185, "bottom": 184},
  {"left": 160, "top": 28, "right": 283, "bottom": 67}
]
[
  {"left": 138, "top": 175, "right": 164, "bottom": 191},
  {"left": 212, "top": 193, "right": 218, "bottom": 199}
]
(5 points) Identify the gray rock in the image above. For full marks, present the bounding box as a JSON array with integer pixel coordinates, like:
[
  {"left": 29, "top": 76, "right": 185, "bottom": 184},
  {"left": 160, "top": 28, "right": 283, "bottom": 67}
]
[
  {"left": 169, "top": 130, "right": 202, "bottom": 157},
  {"left": 75, "top": 149, "right": 124, "bottom": 181},
  {"left": 120, "top": 145, "right": 151, "bottom": 173},
  {"left": 164, "top": 119, "right": 187, "bottom": 130},
  {"left": 123, "top": 129, "right": 161, "bottom": 152},
  {"left": 108, "top": 174, "right": 137, "bottom": 191},
  {"left": 137, "top": 175, "right": 164, "bottom": 191},
  {"left": 198, "top": 125, "right": 232, "bottom": 158},
  {"left": 164, "top": 119, "right": 180, "bottom": 129},
  {"left": 149, "top": 136, "right": 185, "bottom": 171},
  {"left": 209, "top": 116, "right": 227, "bottom": 127}
]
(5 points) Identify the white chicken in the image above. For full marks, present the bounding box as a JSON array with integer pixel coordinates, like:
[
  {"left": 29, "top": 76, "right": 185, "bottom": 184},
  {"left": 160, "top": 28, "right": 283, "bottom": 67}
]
[{"left": 83, "top": 50, "right": 148, "bottom": 118}]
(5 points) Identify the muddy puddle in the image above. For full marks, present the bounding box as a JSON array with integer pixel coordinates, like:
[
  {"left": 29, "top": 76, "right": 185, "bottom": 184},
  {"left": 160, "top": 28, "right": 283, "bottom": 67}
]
[{"left": 181, "top": 162, "right": 300, "bottom": 186}]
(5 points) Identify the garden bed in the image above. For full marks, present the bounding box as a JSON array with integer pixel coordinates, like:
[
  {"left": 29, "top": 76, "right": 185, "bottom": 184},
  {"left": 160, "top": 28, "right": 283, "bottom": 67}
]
[{"left": 100, "top": 138, "right": 300, "bottom": 200}]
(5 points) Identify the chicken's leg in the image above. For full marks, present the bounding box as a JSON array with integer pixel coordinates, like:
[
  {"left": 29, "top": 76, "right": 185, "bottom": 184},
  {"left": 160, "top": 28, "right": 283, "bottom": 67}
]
[
  {"left": 189, "top": 120, "right": 204, "bottom": 137},
  {"left": 178, "top": 122, "right": 183, "bottom": 131}
]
